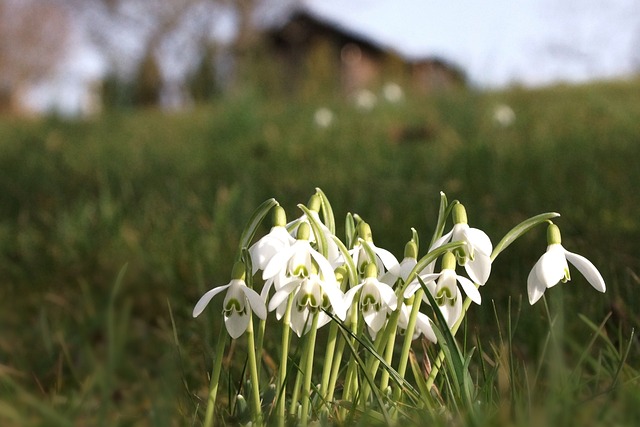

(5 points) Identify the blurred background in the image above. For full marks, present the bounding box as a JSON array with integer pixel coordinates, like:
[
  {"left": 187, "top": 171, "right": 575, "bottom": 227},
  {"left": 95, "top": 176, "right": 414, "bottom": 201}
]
[
  {"left": 2, "top": 0, "right": 639, "bottom": 116},
  {"left": 1, "top": 0, "right": 640, "bottom": 425}
]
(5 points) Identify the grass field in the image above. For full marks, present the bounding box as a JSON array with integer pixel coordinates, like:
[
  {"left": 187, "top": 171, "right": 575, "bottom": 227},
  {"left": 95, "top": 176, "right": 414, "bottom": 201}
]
[{"left": 1, "top": 79, "right": 640, "bottom": 425}]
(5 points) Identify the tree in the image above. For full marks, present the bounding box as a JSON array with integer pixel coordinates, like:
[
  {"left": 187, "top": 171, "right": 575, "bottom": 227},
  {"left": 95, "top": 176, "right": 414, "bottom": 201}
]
[{"left": 0, "top": 0, "right": 71, "bottom": 112}]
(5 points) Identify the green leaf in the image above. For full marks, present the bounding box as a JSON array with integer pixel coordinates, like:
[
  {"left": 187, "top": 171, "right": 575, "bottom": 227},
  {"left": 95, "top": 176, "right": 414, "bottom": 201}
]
[
  {"left": 336, "top": 324, "right": 392, "bottom": 424},
  {"left": 409, "top": 350, "right": 431, "bottom": 402},
  {"left": 298, "top": 204, "right": 328, "bottom": 258},
  {"left": 345, "top": 213, "right": 356, "bottom": 249},
  {"left": 326, "top": 311, "right": 421, "bottom": 416},
  {"left": 401, "top": 241, "right": 465, "bottom": 293},
  {"left": 491, "top": 212, "right": 560, "bottom": 261},
  {"left": 411, "top": 227, "right": 420, "bottom": 253},
  {"left": 358, "top": 239, "right": 378, "bottom": 274},
  {"left": 420, "top": 277, "right": 471, "bottom": 408},
  {"left": 241, "top": 248, "right": 253, "bottom": 288},
  {"left": 237, "top": 198, "right": 279, "bottom": 255},
  {"left": 332, "top": 236, "right": 358, "bottom": 290},
  {"left": 429, "top": 192, "right": 454, "bottom": 248},
  {"left": 315, "top": 187, "right": 336, "bottom": 235}
]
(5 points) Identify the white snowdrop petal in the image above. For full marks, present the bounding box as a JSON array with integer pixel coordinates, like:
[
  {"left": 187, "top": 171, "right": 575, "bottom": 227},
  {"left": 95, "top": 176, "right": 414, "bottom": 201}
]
[
  {"left": 564, "top": 250, "right": 606, "bottom": 293},
  {"left": 192, "top": 283, "right": 231, "bottom": 317}
]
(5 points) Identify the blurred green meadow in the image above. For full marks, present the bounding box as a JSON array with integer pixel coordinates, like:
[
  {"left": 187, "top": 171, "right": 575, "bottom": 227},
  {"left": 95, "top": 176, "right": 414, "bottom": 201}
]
[{"left": 1, "top": 79, "right": 640, "bottom": 425}]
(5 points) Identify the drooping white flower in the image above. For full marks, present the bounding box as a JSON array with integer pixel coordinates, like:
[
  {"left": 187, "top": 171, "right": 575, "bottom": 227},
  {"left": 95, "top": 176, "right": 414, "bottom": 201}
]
[
  {"left": 432, "top": 203, "right": 492, "bottom": 285},
  {"left": 527, "top": 224, "right": 606, "bottom": 305},
  {"left": 268, "top": 273, "right": 347, "bottom": 337},
  {"left": 287, "top": 206, "right": 343, "bottom": 268},
  {"left": 262, "top": 222, "right": 335, "bottom": 292},
  {"left": 381, "top": 242, "right": 438, "bottom": 342},
  {"left": 249, "top": 224, "right": 295, "bottom": 274},
  {"left": 397, "top": 303, "right": 437, "bottom": 343},
  {"left": 192, "top": 263, "right": 267, "bottom": 339},
  {"left": 380, "top": 241, "right": 424, "bottom": 287},
  {"left": 350, "top": 222, "right": 399, "bottom": 279},
  {"left": 404, "top": 252, "right": 481, "bottom": 328},
  {"left": 344, "top": 263, "right": 398, "bottom": 336}
]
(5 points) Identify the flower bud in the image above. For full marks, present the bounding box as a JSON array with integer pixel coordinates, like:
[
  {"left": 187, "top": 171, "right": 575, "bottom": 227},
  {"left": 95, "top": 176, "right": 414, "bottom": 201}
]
[
  {"left": 272, "top": 205, "right": 287, "bottom": 227},
  {"left": 334, "top": 265, "right": 348, "bottom": 288},
  {"left": 296, "top": 222, "right": 311, "bottom": 240},
  {"left": 452, "top": 203, "right": 468, "bottom": 225},
  {"left": 364, "top": 262, "right": 378, "bottom": 279},
  {"left": 231, "top": 261, "right": 246, "bottom": 280},
  {"left": 404, "top": 241, "right": 418, "bottom": 259},
  {"left": 308, "top": 193, "right": 322, "bottom": 212},
  {"left": 357, "top": 221, "right": 373, "bottom": 242},
  {"left": 441, "top": 251, "right": 457, "bottom": 270},
  {"left": 546, "top": 223, "right": 562, "bottom": 245}
]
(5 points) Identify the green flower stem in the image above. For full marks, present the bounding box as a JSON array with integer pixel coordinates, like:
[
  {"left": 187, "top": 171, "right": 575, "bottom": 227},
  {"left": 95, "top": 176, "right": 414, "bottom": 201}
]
[
  {"left": 424, "top": 292, "right": 474, "bottom": 392},
  {"left": 340, "top": 303, "right": 361, "bottom": 417},
  {"left": 289, "top": 363, "right": 303, "bottom": 418},
  {"left": 203, "top": 327, "right": 227, "bottom": 427},
  {"left": 361, "top": 309, "right": 400, "bottom": 405},
  {"left": 340, "top": 357, "right": 358, "bottom": 420},
  {"left": 325, "top": 329, "right": 346, "bottom": 403},
  {"left": 391, "top": 289, "right": 424, "bottom": 403},
  {"left": 300, "top": 312, "right": 320, "bottom": 426},
  {"left": 319, "top": 320, "right": 339, "bottom": 400},
  {"left": 276, "top": 296, "right": 294, "bottom": 427},
  {"left": 378, "top": 316, "right": 399, "bottom": 392},
  {"left": 245, "top": 313, "right": 263, "bottom": 426},
  {"left": 256, "top": 317, "right": 266, "bottom": 380}
]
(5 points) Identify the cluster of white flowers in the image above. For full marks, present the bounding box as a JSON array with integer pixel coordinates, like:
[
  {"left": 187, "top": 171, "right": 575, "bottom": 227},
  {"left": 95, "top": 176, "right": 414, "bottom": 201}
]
[{"left": 192, "top": 189, "right": 606, "bottom": 340}]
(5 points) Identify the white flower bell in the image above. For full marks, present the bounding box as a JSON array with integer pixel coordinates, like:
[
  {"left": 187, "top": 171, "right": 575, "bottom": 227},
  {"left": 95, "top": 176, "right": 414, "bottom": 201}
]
[
  {"left": 432, "top": 203, "right": 492, "bottom": 285},
  {"left": 192, "top": 262, "right": 267, "bottom": 339},
  {"left": 527, "top": 223, "right": 606, "bottom": 305},
  {"left": 404, "top": 251, "right": 481, "bottom": 328},
  {"left": 344, "top": 263, "right": 398, "bottom": 336}
]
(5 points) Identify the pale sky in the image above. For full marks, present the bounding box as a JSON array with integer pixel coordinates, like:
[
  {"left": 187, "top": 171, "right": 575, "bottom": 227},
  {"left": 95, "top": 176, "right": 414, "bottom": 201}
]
[
  {"left": 298, "top": 0, "right": 640, "bottom": 87},
  {"left": 24, "top": 0, "right": 640, "bottom": 115}
]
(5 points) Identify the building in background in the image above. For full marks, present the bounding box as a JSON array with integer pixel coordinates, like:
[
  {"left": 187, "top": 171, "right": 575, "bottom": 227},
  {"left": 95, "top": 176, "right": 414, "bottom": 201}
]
[{"left": 266, "top": 8, "right": 466, "bottom": 97}]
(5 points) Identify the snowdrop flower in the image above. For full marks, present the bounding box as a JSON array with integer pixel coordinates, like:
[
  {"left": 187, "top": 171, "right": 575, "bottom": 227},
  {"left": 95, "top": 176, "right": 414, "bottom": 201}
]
[
  {"left": 192, "top": 262, "right": 267, "bottom": 339},
  {"left": 397, "top": 302, "right": 437, "bottom": 343},
  {"left": 404, "top": 252, "right": 481, "bottom": 328},
  {"left": 268, "top": 272, "right": 347, "bottom": 337},
  {"left": 344, "top": 263, "right": 398, "bottom": 336},
  {"left": 249, "top": 206, "right": 295, "bottom": 274},
  {"left": 381, "top": 241, "right": 418, "bottom": 287},
  {"left": 350, "top": 222, "right": 399, "bottom": 279},
  {"left": 432, "top": 203, "right": 492, "bottom": 285},
  {"left": 527, "top": 223, "right": 606, "bottom": 305},
  {"left": 379, "top": 241, "right": 437, "bottom": 342},
  {"left": 262, "top": 222, "right": 336, "bottom": 295},
  {"left": 287, "top": 194, "right": 342, "bottom": 268}
]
